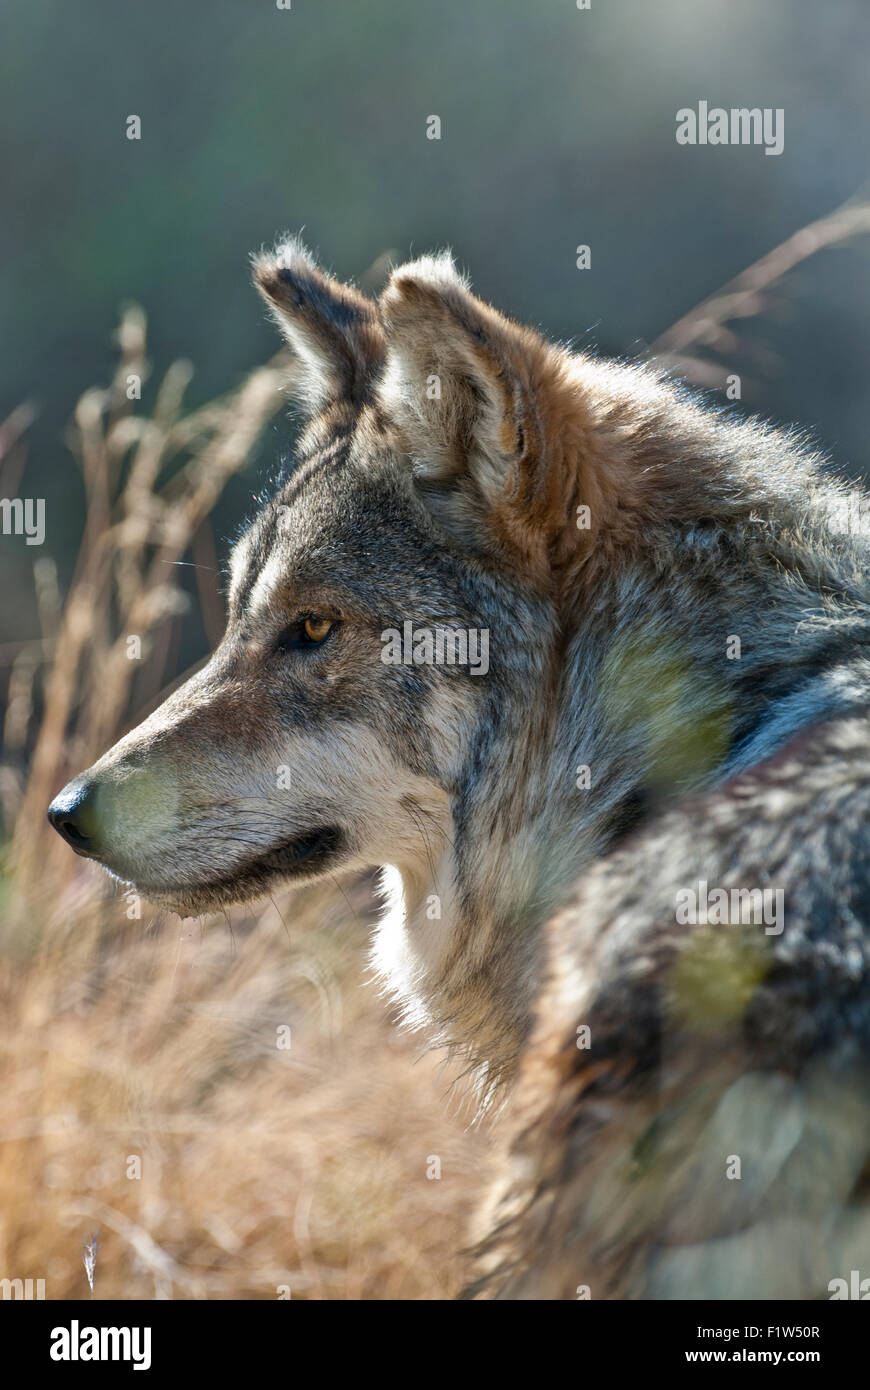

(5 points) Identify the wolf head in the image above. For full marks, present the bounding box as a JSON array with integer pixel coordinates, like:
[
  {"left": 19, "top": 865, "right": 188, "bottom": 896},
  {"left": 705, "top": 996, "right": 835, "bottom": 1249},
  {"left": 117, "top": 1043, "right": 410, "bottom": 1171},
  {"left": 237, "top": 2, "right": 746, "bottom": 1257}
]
[{"left": 48, "top": 240, "right": 593, "bottom": 918}]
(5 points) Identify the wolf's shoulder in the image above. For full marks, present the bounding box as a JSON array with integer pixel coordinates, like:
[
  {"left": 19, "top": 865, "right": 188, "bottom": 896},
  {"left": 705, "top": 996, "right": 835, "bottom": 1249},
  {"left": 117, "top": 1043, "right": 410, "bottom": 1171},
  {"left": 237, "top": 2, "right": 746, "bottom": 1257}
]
[{"left": 470, "top": 710, "right": 870, "bottom": 1299}]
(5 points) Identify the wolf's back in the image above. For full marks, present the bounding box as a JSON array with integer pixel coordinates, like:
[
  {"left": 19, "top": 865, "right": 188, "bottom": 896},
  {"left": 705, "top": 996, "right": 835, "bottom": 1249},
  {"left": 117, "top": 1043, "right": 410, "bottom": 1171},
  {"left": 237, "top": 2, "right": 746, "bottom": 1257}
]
[{"left": 471, "top": 707, "right": 870, "bottom": 1299}]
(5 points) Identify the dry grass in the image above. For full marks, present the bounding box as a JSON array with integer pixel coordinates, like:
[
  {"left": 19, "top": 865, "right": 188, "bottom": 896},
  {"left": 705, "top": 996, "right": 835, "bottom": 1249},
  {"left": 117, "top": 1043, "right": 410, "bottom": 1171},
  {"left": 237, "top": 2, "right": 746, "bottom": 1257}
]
[
  {"left": 0, "top": 317, "right": 488, "bottom": 1301},
  {"left": 650, "top": 193, "right": 870, "bottom": 388}
]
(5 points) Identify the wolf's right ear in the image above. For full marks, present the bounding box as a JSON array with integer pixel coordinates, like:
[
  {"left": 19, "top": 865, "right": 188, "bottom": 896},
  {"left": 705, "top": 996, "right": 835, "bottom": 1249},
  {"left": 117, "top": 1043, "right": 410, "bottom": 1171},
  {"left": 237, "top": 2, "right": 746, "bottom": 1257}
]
[
  {"left": 252, "top": 239, "right": 383, "bottom": 412},
  {"left": 377, "top": 253, "right": 589, "bottom": 567}
]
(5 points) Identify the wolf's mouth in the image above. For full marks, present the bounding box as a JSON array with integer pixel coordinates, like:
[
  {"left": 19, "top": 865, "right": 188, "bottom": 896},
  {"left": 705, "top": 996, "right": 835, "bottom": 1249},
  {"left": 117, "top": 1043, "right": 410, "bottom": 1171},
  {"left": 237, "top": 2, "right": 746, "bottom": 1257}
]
[
  {"left": 247, "top": 825, "right": 344, "bottom": 877},
  {"left": 128, "top": 824, "right": 346, "bottom": 914}
]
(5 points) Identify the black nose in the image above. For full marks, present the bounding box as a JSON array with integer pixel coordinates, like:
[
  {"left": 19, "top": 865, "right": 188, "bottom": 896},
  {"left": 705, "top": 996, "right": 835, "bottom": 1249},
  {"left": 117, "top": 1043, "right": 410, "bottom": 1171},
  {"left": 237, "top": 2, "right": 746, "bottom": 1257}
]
[{"left": 47, "top": 778, "right": 101, "bottom": 856}]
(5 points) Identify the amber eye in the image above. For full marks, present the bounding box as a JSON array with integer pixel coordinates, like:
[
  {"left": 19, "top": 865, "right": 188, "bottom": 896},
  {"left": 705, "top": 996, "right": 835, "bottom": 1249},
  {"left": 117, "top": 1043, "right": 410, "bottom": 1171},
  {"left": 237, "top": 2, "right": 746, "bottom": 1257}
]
[
  {"left": 274, "top": 617, "right": 337, "bottom": 654},
  {"left": 303, "top": 617, "right": 333, "bottom": 644}
]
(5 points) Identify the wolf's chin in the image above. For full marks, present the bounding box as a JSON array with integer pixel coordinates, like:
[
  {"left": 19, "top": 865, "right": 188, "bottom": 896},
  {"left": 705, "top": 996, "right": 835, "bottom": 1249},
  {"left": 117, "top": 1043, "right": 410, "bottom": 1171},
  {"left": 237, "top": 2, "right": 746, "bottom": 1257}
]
[{"left": 109, "top": 824, "right": 347, "bottom": 916}]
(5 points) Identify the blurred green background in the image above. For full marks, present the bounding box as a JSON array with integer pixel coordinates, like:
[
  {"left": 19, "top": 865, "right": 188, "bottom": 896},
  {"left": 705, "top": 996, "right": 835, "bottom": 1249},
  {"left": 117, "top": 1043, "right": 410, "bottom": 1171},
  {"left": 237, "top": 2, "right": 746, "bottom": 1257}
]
[{"left": 2, "top": 0, "right": 870, "bottom": 648}]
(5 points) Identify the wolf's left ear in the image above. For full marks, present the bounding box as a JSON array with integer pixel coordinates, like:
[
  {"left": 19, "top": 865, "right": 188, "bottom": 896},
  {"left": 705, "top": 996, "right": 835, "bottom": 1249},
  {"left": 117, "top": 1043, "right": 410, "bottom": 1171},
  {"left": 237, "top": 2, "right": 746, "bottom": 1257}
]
[
  {"left": 378, "top": 254, "right": 580, "bottom": 561},
  {"left": 253, "top": 239, "right": 383, "bottom": 411}
]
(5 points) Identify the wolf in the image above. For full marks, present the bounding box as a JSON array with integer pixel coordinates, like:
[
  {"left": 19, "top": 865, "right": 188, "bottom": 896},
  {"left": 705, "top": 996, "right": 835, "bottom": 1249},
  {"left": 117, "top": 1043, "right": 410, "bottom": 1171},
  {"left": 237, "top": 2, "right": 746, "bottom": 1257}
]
[{"left": 48, "top": 240, "right": 870, "bottom": 1298}]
